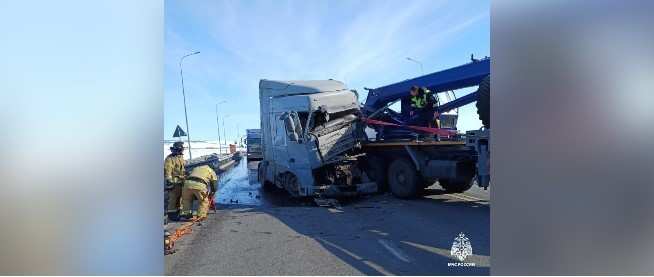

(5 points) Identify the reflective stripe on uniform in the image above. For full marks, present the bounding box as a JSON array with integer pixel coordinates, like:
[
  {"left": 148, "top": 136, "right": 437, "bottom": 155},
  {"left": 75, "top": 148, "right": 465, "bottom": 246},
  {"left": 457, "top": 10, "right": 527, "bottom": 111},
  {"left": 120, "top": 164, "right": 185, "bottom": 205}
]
[
  {"left": 410, "top": 95, "right": 425, "bottom": 108},
  {"left": 184, "top": 180, "right": 208, "bottom": 191},
  {"left": 411, "top": 90, "right": 434, "bottom": 109}
]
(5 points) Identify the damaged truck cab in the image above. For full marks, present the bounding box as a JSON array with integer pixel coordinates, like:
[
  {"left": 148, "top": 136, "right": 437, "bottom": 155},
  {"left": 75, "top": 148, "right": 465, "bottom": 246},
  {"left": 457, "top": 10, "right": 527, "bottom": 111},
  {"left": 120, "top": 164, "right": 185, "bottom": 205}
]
[{"left": 257, "top": 80, "right": 376, "bottom": 197}]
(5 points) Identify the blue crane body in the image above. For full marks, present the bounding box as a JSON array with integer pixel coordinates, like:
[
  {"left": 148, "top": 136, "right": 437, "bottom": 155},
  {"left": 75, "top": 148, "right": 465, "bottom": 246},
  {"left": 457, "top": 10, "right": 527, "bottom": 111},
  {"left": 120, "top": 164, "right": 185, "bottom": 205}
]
[
  {"left": 363, "top": 57, "right": 489, "bottom": 116},
  {"left": 359, "top": 57, "right": 490, "bottom": 196}
]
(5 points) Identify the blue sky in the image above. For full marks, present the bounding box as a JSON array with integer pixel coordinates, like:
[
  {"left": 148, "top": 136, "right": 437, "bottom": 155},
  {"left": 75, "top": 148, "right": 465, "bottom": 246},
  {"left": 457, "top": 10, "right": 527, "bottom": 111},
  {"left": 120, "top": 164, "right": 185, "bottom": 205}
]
[{"left": 165, "top": 0, "right": 489, "bottom": 142}]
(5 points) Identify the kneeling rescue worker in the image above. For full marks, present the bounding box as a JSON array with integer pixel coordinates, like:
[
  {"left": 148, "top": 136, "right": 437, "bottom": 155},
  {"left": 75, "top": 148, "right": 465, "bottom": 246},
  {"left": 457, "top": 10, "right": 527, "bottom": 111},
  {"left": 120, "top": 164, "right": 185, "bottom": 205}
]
[
  {"left": 165, "top": 141, "right": 186, "bottom": 221},
  {"left": 179, "top": 165, "right": 218, "bottom": 222},
  {"left": 409, "top": 85, "right": 439, "bottom": 128}
]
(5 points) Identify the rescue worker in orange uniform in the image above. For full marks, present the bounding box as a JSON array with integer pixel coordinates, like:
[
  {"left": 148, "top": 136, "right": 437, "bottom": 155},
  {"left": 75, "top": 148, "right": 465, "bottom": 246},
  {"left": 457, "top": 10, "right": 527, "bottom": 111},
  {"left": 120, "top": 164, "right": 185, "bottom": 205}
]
[
  {"left": 179, "top": 165, "right": 218, "bottom": 222},
  {"left": 165, "top": 141, "right": 186, "bottom": 221}
]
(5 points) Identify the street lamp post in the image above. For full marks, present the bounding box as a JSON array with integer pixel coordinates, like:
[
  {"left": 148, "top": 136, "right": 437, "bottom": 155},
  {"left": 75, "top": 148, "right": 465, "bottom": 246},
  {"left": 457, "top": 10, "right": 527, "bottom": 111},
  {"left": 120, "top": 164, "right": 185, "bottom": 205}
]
[
  {"left": 216, "top": 104, "right": 223, "bottom": 155},
  {"left": 179, "top": 51, "right": 200, "bottom": 160},
  {"left": 236, "top": 123, "right": 241, "bottom": 144},
  {"left": 222, "top": 114, "right": 231, "bottom": 153},
  {"left": 406, "top": 57, "right": 424, "bottom": 75},
  {"left": 215, "top": 100, "right": 227, "bottom": 154}
]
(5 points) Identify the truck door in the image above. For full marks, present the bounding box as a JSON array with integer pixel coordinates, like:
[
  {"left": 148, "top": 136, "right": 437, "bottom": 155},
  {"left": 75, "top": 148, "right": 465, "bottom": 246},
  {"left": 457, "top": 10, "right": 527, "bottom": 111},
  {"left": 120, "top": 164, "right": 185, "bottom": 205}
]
[
  {"left": 270, "top": 112, "right": 289, "bottom": 174},
  {"left": 281, "top": 111, "right": 310, "bottom": 168}
]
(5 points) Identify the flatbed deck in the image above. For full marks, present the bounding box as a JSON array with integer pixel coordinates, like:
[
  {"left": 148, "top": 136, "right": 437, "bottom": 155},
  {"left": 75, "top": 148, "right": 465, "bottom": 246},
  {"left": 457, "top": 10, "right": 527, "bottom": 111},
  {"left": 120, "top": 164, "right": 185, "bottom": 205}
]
[{"left": 363, "top": 140, "right": 465, "bottom": 147}]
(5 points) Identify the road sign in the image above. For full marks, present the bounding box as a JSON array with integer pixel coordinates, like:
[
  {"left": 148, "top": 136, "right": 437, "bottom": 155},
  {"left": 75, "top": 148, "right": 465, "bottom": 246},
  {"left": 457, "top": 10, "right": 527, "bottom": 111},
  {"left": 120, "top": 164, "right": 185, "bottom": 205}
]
[{"left": 173, "top": 125, "right": 187, "bottom": 138}]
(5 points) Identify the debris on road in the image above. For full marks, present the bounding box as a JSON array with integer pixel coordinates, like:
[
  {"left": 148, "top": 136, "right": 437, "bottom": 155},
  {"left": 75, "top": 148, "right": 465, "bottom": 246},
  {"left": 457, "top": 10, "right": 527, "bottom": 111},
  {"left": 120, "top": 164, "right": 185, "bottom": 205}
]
[
  {"left": 314, "top": 198, "right": 341, "bottom": 208},
  {"left": 165, "top": 220, "right": 196, "bottom": 255},
  {"left": 164, "top": 231, "right": 175, "bottom": 255}
]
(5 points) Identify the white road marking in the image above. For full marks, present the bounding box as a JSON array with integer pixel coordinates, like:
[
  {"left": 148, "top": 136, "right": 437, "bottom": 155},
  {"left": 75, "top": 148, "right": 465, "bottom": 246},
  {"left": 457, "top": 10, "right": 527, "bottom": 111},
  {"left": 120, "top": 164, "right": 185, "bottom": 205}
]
[
  {"left": 378, "top": 239, "right": 411, "bottom": 263},
  {"left": 448, "top": 193, "right": 485, "bottom": 202},
  {"left": 319, "top": 238, "right": 394, "bottom": 275},
  {"left": 327, "top": 208, "right": 343, "bottom": 213}
]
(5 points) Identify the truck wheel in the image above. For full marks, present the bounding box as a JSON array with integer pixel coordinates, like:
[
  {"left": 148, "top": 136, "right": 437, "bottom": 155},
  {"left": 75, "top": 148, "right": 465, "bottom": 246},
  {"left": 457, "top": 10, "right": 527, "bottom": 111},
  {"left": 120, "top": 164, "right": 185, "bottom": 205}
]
[
  {"left": 258, "top": 163, "right": 274, "bottom": 191},
  {"left": 476, "top": 75, "right": 490, "bottom": 128},
  {"left": 283, "top": 173, "right": 300, "bottom": 197},
  {"left": 438, "top": 179, "right": 473, "bottom": 193},
  {"left": 388, "top": 158, "right": 420, "bottom": 198}
]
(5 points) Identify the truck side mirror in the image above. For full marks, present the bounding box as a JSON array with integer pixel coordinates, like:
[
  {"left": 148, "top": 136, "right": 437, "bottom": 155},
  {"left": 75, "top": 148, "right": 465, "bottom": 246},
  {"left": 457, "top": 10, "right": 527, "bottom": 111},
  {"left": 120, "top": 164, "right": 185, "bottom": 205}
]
[
  {"left": 291, "top": 111, "right": 303, "bottom": 141},
  {"left": 351, "top": 89, "right": 359, "bottom": 101}
]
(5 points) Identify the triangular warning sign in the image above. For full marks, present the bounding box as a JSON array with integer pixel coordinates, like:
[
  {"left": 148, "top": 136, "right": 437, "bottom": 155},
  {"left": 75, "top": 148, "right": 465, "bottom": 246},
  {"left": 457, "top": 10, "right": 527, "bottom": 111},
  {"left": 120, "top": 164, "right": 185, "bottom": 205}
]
[{"left": 173, "top": 125, "right": 187, "bottom": 138}]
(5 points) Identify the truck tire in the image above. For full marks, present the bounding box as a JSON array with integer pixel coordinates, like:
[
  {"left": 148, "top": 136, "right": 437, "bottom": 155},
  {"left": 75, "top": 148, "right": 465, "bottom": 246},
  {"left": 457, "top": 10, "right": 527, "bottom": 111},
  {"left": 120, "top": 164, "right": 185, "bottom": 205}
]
[
  {"left": 438, "top": 179, "right": 473, "bottom": 193},
  {"left": 258, "top": 163, "right": 275, "bottom": 191},
  {"left": 388, "top": 158, "right": 420, "bottom": 198},
  {"left": 476, "top": 75, "right": 490, "bottom": 128},
  {"left": 283, "top": 173, "right": 300, "bottom": 197}
]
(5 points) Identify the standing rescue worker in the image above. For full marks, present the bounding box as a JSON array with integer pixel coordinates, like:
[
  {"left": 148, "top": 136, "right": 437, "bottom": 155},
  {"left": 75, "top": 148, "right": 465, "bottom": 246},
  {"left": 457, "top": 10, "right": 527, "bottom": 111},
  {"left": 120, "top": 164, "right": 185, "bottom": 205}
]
[
  {"left": 409, "top": 86, "right": 439, "bottom": 127},
  {"left": 179, "top": 165, "right": 218, "bottom": 222},
  {"left": 165, "top": 141, "right": 186, "bottom": 221}
]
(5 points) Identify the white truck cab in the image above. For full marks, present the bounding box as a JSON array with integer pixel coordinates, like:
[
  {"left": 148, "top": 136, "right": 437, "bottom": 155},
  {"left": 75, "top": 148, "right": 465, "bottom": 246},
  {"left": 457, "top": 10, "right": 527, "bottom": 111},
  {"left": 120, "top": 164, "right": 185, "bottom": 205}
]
[{"left": 257, "top": 79, "right": 375, "bottom": 197}]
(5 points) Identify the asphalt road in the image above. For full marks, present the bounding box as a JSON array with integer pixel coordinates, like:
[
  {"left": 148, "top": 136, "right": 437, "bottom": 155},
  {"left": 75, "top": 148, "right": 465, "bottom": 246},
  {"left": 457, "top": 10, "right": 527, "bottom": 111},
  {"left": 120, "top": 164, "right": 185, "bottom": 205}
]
[{"left": 165, "top": 160, "right": 489, "bottom": 275}]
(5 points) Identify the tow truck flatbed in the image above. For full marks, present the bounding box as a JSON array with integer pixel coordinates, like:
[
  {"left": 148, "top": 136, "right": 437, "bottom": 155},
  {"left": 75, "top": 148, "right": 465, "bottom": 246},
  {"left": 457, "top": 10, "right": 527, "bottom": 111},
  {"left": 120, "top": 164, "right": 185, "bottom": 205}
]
[{"left": 363, "top": 140, "right": 465, "bottom": 147}]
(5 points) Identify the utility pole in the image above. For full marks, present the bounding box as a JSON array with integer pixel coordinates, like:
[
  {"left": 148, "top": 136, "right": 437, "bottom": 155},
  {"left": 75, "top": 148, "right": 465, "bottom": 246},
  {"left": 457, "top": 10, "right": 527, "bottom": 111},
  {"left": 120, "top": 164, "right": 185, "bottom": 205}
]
[{"left": 179, "top": 51, "right": 200, "bottom": 159}]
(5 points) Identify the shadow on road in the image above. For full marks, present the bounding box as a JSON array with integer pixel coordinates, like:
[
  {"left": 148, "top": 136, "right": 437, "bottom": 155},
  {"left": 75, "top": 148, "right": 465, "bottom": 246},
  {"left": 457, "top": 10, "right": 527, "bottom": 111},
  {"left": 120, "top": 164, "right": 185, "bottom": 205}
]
[{"left": 210, "top": 160, "right": 490, "bottom": 275}]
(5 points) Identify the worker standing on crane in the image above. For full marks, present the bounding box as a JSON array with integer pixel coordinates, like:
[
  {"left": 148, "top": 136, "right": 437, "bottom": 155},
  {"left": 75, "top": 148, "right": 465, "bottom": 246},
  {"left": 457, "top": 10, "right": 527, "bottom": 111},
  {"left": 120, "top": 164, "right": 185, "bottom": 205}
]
[
  {"left": 409, "top": 86, "right": 439, "bottom": 128},
  {"left": 179, "top": 165, "right": 218, "bottom": 222},
  {"left": 165, "top": 141, "right": 186, "bottom": 221}
]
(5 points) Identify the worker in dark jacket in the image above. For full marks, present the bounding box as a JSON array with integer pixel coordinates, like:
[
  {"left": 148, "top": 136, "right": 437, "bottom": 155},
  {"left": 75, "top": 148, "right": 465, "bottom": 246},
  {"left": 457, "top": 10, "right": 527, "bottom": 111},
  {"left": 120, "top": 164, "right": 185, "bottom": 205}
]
[{"left": 409, "top": 86, "right": 439, "bottom": 127}]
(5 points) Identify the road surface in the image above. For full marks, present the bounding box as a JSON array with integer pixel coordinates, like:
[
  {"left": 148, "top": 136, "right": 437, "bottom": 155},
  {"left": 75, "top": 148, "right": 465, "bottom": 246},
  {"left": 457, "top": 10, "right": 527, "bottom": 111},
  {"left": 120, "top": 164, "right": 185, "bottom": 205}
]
[{"left": 165, "top": 160, "right": 489, "bottom": 275}]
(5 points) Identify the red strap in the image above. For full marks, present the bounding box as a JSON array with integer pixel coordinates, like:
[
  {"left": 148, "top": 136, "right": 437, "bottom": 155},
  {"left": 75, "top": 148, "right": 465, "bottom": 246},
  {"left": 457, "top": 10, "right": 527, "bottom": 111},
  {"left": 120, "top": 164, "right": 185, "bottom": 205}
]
[{"left": 364, "top": 118, "right": 457, "bottom": 137}]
